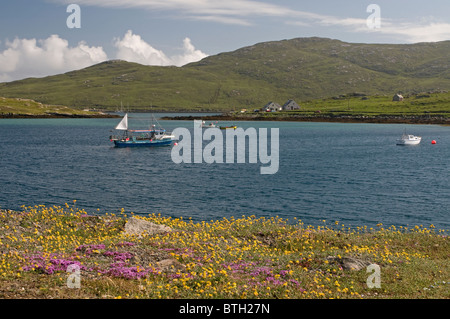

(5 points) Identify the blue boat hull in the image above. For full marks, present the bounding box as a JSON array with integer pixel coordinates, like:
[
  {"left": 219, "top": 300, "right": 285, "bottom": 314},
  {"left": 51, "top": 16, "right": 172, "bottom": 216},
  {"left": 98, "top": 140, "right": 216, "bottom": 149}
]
[{"left": 114, "top": 139, "right": 173, "bottom": 148}]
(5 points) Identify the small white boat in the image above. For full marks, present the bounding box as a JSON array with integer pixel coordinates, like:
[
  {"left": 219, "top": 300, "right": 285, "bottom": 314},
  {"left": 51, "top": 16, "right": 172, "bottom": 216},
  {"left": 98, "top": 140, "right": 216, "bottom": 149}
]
[
  {"left": 200, "top": 121, "right": 217, "bottom": 128},
  {"left": 396, "top": 133, "right": 421, "bottom": 146}
]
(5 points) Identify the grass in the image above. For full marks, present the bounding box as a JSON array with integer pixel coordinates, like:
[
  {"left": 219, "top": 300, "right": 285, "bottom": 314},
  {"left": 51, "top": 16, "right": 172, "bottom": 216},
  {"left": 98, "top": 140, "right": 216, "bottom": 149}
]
[
  {"left": 0, "top": 203, "right": 448, "bottom": 299},
  {"left": 298, "top": 91, "right": 450, "bottom": 117},
  {"left": 0, "top": 97, "right": 106, "bottom": 117},
  {"left": 0, "top": 37, "right": 449, "bottom": 112},
  {"left": 210, "top": 91, "right": 450, "bottom": 121}
]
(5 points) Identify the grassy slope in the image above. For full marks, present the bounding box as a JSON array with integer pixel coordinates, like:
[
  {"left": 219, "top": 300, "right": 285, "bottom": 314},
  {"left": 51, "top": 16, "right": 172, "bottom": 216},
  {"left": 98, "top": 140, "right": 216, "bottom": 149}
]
[
  {"left": 173, "top": 91, "right": 450, "bottom": 124},
  {"left": 0, "top": 60, "right": 278, "bottom": 112},
  {"left": 0, "top": 97, "right": 105, "bottom": 116},
  {"left": 284, "top": 91, "right": 450, "bottom": 117},
  {"left": 188, "top": 38, "right": 450, "bottom": 104},
  {"left": 0, "top": 37, "right": 449, "bottom": 112}
]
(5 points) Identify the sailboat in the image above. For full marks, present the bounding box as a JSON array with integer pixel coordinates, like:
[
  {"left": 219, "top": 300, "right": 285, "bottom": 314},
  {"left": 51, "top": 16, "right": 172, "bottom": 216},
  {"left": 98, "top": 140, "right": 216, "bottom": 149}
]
[{"left": 109, "top": 113, "right": 175, "bottom": 148}]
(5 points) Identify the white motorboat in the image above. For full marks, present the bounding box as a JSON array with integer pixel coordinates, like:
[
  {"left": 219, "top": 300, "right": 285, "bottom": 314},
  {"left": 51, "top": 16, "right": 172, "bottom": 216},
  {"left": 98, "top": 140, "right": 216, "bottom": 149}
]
[
  {"left": 396, "top": 133, "right": 421, "bottom": 146},
  {"left": 200, "top": 121, "right": 217, "bottom": 128}
]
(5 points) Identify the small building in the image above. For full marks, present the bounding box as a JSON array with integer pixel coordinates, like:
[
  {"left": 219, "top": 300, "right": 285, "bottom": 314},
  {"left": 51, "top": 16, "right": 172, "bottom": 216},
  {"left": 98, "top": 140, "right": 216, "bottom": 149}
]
[
  {"left": 263, "top": 102, "right": 282, "bottom": 112},
  {"left": 282, "top": 99, "right": 300, "bottom": 111},
  {"left": 393, "top": 94, "right": 404, "bottom": 102}
]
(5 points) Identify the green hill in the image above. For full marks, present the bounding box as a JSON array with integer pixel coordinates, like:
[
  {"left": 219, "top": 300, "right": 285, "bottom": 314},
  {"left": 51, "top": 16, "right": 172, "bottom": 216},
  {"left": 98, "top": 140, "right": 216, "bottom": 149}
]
[
  {"left": 0, "top": 97, "right": 110, "bottom": 117},
  {"left": 0, "top": 37, "right": 449, "bottom": 111}
]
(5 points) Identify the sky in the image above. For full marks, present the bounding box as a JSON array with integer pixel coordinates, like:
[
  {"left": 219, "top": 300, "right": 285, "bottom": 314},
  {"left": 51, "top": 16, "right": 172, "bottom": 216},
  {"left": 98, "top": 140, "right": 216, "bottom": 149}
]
[{"left": 0, "top": 0, "right": 449, "bottom": 82}]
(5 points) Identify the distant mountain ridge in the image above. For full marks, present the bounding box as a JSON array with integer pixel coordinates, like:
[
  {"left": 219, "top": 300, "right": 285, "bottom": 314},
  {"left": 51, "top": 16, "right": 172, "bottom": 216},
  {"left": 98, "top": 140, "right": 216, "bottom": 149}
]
[{"left": 0, "top": 37, "right": 449, "bottom": 111}]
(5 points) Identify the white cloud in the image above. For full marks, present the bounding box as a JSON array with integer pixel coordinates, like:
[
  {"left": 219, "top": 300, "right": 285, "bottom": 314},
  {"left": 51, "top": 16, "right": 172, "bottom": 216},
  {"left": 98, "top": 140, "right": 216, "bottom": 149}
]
[
  {"left": 377, "top": 21, "right": 450, "bottom": 43},
  {"left": 51, "top": 0, "right": 450, "bottom": 42},
  {"left": 114, "top": 30, "right": 208, "bottom": 66},
  {"left": 288, "top": 13, "right": 450, "bottom": 43},
  {"left": 0, "top": 34, "right": 107, "bottom": 82},
  {"left": 53, "top": 0, "right": 295, "bottom": 15},
  {"left": 171, "top": 37, "right": 209, "bottom": 66},
  {"left": 0, "top": 31, "right": 208, "bottom": 82},
  {"left": 51, "top": 0, "right": 299, "bottom": 25},
  {"left": 187, "top": 15, "right": 253, "bottom": 26},
  {"left": 114, "top": 30, "right": 172, "bottom": 66}
]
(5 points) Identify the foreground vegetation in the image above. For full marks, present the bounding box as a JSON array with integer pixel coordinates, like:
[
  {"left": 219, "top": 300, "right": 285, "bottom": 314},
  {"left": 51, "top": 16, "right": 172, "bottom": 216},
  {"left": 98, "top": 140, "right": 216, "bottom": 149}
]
[{"left": 0, "top": 204, "right": 448, "bottom": 299}]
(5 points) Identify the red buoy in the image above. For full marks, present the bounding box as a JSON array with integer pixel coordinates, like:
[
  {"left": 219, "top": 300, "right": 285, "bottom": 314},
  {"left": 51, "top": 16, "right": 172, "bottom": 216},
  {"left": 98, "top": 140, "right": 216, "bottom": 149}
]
[{"left": 431, "top": 140, "right": 437, "bottom": 145}]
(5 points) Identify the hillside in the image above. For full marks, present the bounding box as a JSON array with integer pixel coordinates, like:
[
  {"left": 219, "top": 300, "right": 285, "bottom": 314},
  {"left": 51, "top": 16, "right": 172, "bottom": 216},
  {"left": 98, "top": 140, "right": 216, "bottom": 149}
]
[
  {"left": 164, "top": 91, "right": 450, "bottom": 125},
  {"left": 0, "top": 97, "right": 113, "bottom": 118},
  {"left": 0, "top": 37, "right": 449, "bottom": 111}
]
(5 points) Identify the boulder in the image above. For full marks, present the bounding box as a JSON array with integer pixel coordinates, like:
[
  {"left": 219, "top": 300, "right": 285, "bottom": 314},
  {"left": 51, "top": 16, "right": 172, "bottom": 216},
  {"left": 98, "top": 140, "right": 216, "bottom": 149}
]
[
  {"left": 157, "top": 258, "right": 186, "bottom": 273},
  {"left": 327, "top": 256, "right": 372, "bottom": 271},
  {"left": 124, "top": 217, "right": 172, "bottom": 237}
]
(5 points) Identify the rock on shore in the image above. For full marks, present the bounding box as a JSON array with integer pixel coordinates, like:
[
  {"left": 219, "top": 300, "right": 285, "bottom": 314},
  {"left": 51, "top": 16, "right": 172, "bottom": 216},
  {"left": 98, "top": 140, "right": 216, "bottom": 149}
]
[{"left": 124, "top": 216, "right": 173, "bottom": 237}]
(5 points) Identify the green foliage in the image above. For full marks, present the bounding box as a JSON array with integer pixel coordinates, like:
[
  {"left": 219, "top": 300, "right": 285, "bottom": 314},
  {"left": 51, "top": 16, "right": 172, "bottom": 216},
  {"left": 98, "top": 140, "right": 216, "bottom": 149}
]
[
  {"left": 0, "top": 97, "right": 102, "bottom": 116},
  {"left": 0, "top": 206, "right": 448, "bottom": 299},
  {"left": 283, "top": 91, "right": 450, "bottom": 117},
  {"left": 0, "top": 37, "right": 449, "bottom": 112}
]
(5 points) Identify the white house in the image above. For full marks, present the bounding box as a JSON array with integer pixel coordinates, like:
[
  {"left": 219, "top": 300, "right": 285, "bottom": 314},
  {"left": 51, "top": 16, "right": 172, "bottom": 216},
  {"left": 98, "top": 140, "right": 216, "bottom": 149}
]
[
  {"left": 393, "top": 94, "right": 404, "bottom": 102},
  {"left": 263, "top": 102, "right": 282, "bottom": 112},
  {"left": 282, "top": 99, "right": 300, "bottom": 111}
]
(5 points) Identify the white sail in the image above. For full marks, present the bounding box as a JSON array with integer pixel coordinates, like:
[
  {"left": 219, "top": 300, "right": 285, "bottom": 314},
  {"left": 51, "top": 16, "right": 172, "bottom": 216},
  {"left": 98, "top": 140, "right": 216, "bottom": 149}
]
[{"left": 115, "top": 113, "right": 128, "bottom": 130}]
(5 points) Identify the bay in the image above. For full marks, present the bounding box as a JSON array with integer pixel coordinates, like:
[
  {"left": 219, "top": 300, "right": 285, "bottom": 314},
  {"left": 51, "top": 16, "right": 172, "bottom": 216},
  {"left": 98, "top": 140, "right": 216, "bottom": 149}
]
[{"left": 0, "top": 113, "right": 448, "bottom": 231}]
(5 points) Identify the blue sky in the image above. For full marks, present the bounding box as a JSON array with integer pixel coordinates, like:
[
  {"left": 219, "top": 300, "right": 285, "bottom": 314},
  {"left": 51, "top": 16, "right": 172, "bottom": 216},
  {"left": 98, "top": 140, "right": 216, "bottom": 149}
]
[{"left": 1, "top": 0, "right": 450, "bottom": 81}]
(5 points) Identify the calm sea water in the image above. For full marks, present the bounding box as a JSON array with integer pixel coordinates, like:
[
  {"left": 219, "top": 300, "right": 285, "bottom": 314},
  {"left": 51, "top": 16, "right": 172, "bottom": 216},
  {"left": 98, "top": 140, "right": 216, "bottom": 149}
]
[{"left": 0, "top": 113, "right": 449, "bottom": 230}]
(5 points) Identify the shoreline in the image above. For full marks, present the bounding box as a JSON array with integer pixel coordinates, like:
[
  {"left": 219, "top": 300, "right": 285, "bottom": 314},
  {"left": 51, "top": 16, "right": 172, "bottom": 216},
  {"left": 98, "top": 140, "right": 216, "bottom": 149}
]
[
  {"left": 2, "top": 111, "right": 449, "bottom": 124},
  {"left": 0, "top": 112, "right": 450, "bottom": 125},
  {"left": 0, "top": 113, "right": 121, "bottom": 119},
  {"left": 161, "top": 114, "right": 450, "bottom": 125}
]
